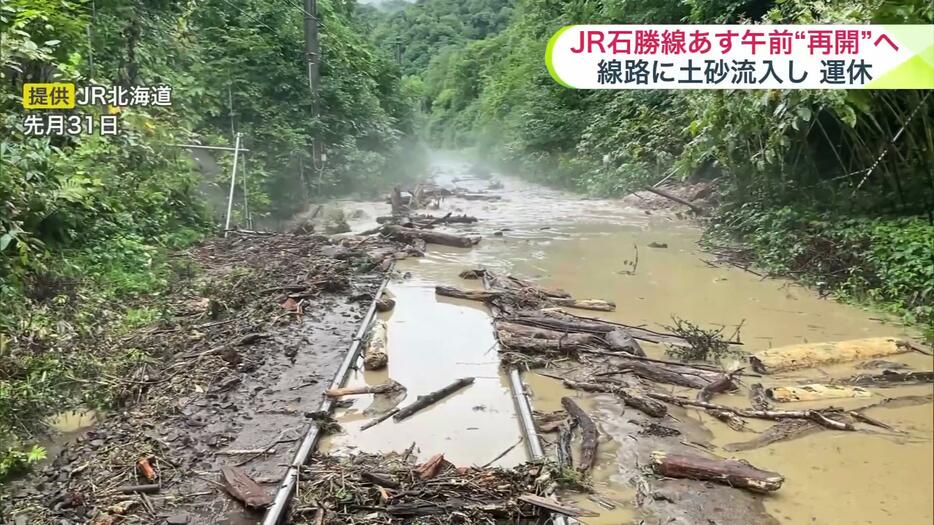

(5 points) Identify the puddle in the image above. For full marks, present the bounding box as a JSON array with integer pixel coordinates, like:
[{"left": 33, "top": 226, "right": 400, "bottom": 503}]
[{"left": 326, "top": 156, "right": 932, "bottom": 524}]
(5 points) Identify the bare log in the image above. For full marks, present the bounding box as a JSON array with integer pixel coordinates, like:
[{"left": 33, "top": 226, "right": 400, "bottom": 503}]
[
  {"left": 649, "top": 451, "right": 783, "bottom": 492},
  {"left": 326, "top": 380, "right": 404, "bottom": 398},
  {"left": 393, "top": 377, "right": 475, "bottom": 422},
  {"left": 551, "top": 297, "right": 616, "bottom": 312},
  {"left": 750, "top": 337, "right": 909, "bottom": 373},
  {"left": 724, "top": 419, "right": 820, "bottom": 452},
  {"left": 436, "top": 285, "right": 502, "bottom": 303},
  {"left": 360, "top": 408, "right": 399, "bottom": 431},
  {"left": 497, "top": 331, "right": 593, "bottom": 355},
  {"left": 643, "top": 186, "right": 704, "bottom": 214},
  {"left": 382, "top": 225, "right": 480, "bottom": 248},
  {"left": 562, "top": 379, "right": 667, "bottom": 418},
  {"left": 561, "top": 397, "right": 598, "bottom": 473},
  {"left": 615, "top": 358, "right": 716, "bottom": 389},
  {"left": 841, "top": 369, "right": 934, "bottom": 387},
  {"left": 647, "top": 392, "right": 854, "bottom": 431},
  {"left": 767, "top": 384, "right": 872, "bottom": 403},
  {"left": 363, "top": 320, "right": 389, "bottom": 370}
]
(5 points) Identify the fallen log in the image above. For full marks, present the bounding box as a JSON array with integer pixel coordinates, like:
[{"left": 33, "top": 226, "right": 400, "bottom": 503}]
[
  {"left": 615, "top": 357, "right": 716, "bottom": 389},
  {"left": 393, "top": 377, "right": 475, "bottom": 422},
  {"left": 497, "top": 331, "right": 597, "bottom": 355},
  {"left": 649, "top": 451, "right": 783, "bottom": 492},
  {"left": 220, "top": 466, "right": 273, "bottom": 509},
  {"left": 382, "top": 225, "right": 480, "bottom": 248},
  {"left": 360, "top": 408, "right": 399, "bottom": 431},
  {"left": 647, "top": 392, "right": 854, "bottom": 431},
  {"left": 436, "top": 285, "right": 502, "bottom": 303},
  {"left": 749, "top": 337, "right": 909, "bottom": 374},
  {"left": 326, "top": 380, "right": 404, "bottom": 398},
  {"left": 697, "top": 370, "right": 740, "bottom": 402},
  {"left": 551, "top": 297, "right": 616, "bottom": 312},
  {"left": 643, "top": 186, "right": 704, "bottom": 214},
  {"left": 767, "top": 384, "right": 872, "bottom": 403},
  {"left": 517, "top": 310, "right": 693, "bottom": 348},
  {"left": 561, "top": 379, "right": 667, "bottom": 418},
  {"left": 561, "top": 397, "right": 598, "bottom": 473},
  {"left": 517, "top": 494, "right": 599, "bottom": 518},
  {"left": 724, "top": 419, "right": 820, "bottom": 452},
  {"left": 604, "top": 329, "right": 645, "bottom": 356},
  {"left": 841, "top": 369, "right": 934, "bottom": 387},
  {"left": 363, "top": 320, "right": 389, "bottom": 370},
  {"left": 708, "top": 409, "right": 750, "bottom": 432}
]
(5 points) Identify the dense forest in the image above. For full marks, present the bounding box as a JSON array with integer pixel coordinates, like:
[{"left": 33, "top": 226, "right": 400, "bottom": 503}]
[
  {"left": 1, "top": 0, "right": 932, "bottom": 481},
  {"left": 1, "top": 0, "right": 417, "bottom": 476},
  {"left": 366, "top": 0, "right": 933, "bottom": 334}
]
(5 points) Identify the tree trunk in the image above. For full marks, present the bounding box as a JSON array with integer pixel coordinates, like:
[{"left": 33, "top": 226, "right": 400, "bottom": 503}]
[
  {"left": 750, "top": 337, "right": 909, "bottom": 373},
  {"left": 363, "top": 320, "right": 389, "bottom": 370},
  {"left": 766, "top": 384, "right": 872, "bottom": 403},
  {"left": 649, "top": 451, "right": 784, "bottom": 492},
  {"left": 393, "top": 377, "right": 475, "bottom": 422},
  {"left": 382, "top": 225, "right": 479, "bottom": 248},
  {"left": 561, "top": 397, "right": 598, "bottom": 473}
]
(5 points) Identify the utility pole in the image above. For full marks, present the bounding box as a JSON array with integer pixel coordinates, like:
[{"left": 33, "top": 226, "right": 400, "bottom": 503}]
[
  {"left": 302, "top": 0, "right": 323, "bottom": 175},
  {"left": 303, "top": 0, "right": 320, "bottom": 95}
]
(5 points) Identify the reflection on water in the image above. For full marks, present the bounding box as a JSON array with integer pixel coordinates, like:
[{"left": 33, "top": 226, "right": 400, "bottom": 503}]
[{"left": 329, "top": 156, "right": 932, "bottom": 524}]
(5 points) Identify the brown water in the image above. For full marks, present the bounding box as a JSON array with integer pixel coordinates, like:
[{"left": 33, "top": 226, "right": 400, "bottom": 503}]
[{"left": 324, "top": 156, "right": 933, "bottom": 524}]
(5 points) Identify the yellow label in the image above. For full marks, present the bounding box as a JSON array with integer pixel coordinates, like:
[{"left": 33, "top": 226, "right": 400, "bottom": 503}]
[{"left": 23, "top": 83, "right": 76, "bottom": 109}]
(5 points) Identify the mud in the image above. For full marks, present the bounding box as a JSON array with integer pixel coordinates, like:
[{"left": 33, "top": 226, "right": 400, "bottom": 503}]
[{"left": 1, "top": 233, "right": 401, "bottom": 525}]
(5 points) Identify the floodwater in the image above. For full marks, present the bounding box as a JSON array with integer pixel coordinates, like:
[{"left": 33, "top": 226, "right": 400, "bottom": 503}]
[{"left": 323, "top": 155, "right": 932, "bottom": 524}]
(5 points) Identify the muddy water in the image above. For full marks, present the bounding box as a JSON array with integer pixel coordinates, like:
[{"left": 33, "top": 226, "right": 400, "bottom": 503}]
[{"left": 326, "top": 157, "right": 932, "bottom": 524}]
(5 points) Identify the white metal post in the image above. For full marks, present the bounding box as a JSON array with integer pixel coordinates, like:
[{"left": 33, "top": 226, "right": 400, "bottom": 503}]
[{"left": 224, "top": 132, "right": 242, "bottom": 237}]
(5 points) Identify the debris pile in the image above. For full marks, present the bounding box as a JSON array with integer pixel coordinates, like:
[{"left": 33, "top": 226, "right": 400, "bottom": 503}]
[{"left": 290, "top": 452, "right": 581, "bottom": 524}]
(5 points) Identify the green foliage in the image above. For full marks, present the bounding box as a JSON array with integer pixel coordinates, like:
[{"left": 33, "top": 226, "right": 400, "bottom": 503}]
[
  {"left": 711, "top": 207, "right": 934, "bottom": 333},
  {"left": 396, "top": 0, "right": 933, "bottom": 332},
  {"left": 1, "top": 0, "right": 421, "bottom": 464},
  {"left": 0, "top": 444, "right": 46, "bottom": 480}
]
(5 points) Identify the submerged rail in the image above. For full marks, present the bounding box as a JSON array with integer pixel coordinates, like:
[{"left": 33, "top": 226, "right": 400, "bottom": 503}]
[{"left": 262, "top": 276, "right": 391, "bottom": 525}]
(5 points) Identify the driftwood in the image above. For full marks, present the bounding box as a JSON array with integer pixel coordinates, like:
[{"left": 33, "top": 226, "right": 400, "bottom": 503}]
[
  {"left": 615, "top": 358, "right": 717, "bottom": 389},
  {"left": 360, "top": 408, "right": 399, "bottom": 431},
  {"left": 708, "top": 409, "right": 750, "bottom": 432},
  {"left": 436, "top": 286, "right": 502, "bottom": 303},
  {"left": 841, "top": 369, "right": 934, "bottom": 387},
  {"left": 561, "top": 379, "right": 667, "bottom": 418},
  {"left": 550, "top": 297, "right": 616, "bottom": 312},
  {"left": 766, "top": 384, "right": 872, "bottom": 403},
  {"left": 393, "top": 377, "right": 475, "bottom": 422},
  {"left": 649, "top": 451, "right": 784, "bottom": 492},
  {"left": 647, "top": 392, "right": 854, "bottom": 431},
  {"left": 382, "top": 224, "right": 480, "bottom": 248},
  {"left": 376, "top": 213, "right": 478, "bottom": 226},
  {"left": 498, "top": 331, "right": 596, "bottom": 355},
  {"left": 326, "top": 380, "right": 404, "bottom": 398},
  {"left": 510, "top": 310, "right": 691, "bottom": 348},
  {"left": 363, "top": 320, "right": 389, "bottom": 370},
  {"left": 749, "top": 337, "right": 909, "bottom": 373},
  {"left": 643, "top": 186, "right": 704, "bottom": 214},
  {"left": 749, "top": 383, "right": 771, "bottom": 411},
  {"left": 220, "top": 466, "right": 273, "bottom": 509},
  {"left": 517, "top": 494, "right": 599, "bottom": 517},
  {"left": 697, "top": 370, "right": 740, "bottom": 402},
  {"left": 725, "top": 419, "right": 820, "bottom": 452},
  {"left": 561, "top": 397, "right": 598, "bottom": 473}
]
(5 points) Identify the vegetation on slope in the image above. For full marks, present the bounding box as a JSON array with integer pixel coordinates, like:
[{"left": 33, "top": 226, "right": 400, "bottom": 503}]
[
  {"left": 368, "top": 0, "right": 934, "bottom": 335},
  {"left": 1, "top": 0, "right": 416, "bottom": 476}
]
